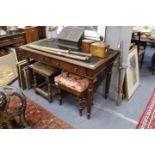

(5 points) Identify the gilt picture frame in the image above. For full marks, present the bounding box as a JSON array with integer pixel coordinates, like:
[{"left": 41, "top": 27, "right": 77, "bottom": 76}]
[
  {"left": 0, "top": 51, "right": 18, "bottom": 87},
  {"left": 125, "top": 46, "right": 140, "bottom": 100}
]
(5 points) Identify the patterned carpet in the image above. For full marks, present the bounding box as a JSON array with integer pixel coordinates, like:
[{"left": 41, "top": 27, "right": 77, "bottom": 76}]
[
  {"left": 8, "top": 96, "right": 72, "bottom": 129},
  {"left": 136, "top": 89, "right": 155, "bottom": 129}
]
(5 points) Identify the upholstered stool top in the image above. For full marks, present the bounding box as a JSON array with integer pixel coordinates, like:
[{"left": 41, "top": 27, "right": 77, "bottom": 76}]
[
  {"left": 54, "top": 72, "right": 89, "bottom": 92},
  {"left": 29, "top": 62, "right": 59, "bottom": 76}
]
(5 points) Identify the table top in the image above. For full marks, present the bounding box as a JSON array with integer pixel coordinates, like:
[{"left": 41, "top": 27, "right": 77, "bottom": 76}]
[{"left": 20, "top": 38, "right": 119, "bottom": 70}]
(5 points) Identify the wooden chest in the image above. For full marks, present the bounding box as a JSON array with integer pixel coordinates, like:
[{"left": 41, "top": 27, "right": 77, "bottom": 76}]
[
  {"left": 90, "top": 42, "right": 109, "bottom": 58},
  {"left": 81, "top": 39, "right": 94, "bottom": 53}
]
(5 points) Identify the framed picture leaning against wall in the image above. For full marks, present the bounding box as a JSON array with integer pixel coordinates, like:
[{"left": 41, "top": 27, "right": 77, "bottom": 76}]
[{"left": 125, "top": 45, "right": 140, "bottom": 100}]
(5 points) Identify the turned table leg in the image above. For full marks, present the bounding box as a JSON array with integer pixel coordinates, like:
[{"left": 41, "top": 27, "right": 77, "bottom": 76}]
[
  {"left": 87, "top": 80, "right": 94, "bottom": 119},
  {"left": 104, "top": 64, "right": 113, "bottom": 99}
]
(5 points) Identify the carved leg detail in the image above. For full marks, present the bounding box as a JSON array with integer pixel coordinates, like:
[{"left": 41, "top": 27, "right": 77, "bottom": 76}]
[{"left": 87, "top": 80, "right": 94, "bottom": 119}]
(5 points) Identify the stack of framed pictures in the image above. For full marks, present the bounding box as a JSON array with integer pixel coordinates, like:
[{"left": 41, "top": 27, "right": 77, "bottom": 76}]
[
  {"left": 23, "top": 66, "right": 32, "bottom": 89},
  {"left": 16, "top": 60, "right": 32, "bottom": 90}
]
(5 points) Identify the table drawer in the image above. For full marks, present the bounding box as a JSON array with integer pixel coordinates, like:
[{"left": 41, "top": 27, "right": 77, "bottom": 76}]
[
  {"left": 21, "top": 52, "right": 88, "bottom": 76},
  {"left": 51, "top": 59, "right": 87, "bottom": 76},
  {"left": 26, "top": 52, "right": 50, "bottom": 63}
]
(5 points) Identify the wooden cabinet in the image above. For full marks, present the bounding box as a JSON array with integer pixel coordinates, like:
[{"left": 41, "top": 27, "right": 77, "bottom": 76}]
[
  {"left": 23, "top": 27, "right": 39, "bottom": 43},
  {"left": 0, "top": 31, "right": 26, "bottom": 60},
  {"left": 37, "top": 26, "right": 46, "bottom": 39},
  {"left": 21, "top": 26, "right": 46, "bottom": 44}
]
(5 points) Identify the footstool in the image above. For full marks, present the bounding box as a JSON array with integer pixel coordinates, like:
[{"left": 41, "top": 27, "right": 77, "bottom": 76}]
[
  {"left": 54, "top": 72, "right": 89, "bottom": 116},
  {"left": 29, "top": 62, "right": 60, "bottom": 102}
]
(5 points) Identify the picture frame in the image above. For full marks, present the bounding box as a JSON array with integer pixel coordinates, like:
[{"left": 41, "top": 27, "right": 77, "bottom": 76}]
[
  {"left": 16, "top": 60, "right": 28, "bottom": 89},
  {"left": 0, "top": 51, "right": 18, "bottom": 87},
  {"left": 125, "top": 46, "right": 140, "bottom": 99}
]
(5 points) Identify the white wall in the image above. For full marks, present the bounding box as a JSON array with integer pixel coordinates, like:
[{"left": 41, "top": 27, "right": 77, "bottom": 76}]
[{"left": 105, "top": 26, "right": 133, "bottom": 102}]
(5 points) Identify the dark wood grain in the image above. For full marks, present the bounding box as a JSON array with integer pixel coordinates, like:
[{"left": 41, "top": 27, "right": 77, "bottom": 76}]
[{"left": 0, "top": 31, "right": 26, "bottom": 60}]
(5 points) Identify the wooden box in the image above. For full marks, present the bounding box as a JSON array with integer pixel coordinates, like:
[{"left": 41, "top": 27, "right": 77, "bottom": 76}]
[
  {"left": 58, "top": 27, "right": 84, "bottom": 50},
  {"left": 81, "top": 39, "right": 94, "bottom": 53},
  {"left": 90, "top": 42, "right": 109, "bottom": 58}
]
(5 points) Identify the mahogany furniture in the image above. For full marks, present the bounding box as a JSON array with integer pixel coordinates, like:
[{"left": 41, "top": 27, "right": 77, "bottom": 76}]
[
  {"left": 29, "top": 62, "right": 60, "bottom": 102},
  {"left": 37, "top": 26, "right": 46, "bottom": 39},
  {"left": 19, "top": 39, "right": 119, "bottom": 119},
  {"left": 20, "top": 26, "right": 46, "bottom": 44},
  {"left": 21, "top": 27, "right": 39, "bottom": 44},
  {"left": 0, "top": 31, "right": 26, "bottom": 60}
]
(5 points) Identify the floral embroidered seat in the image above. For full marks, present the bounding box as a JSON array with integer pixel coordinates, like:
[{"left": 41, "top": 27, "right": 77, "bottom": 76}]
[
  {"left": 54, "top": 72, "right": 89, "bottom": 93},
  {"left": 54, "top": 72, "right": 89, "bottom": 116}
]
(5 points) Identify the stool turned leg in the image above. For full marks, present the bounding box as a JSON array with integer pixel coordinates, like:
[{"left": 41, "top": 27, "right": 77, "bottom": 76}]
[
  {"left": 33, "top": 71, "right": 37, "bottom": 93},
  {"left": 58, "top": 89, "right": 63, "bottom": 105},
  {"left": 47, "top": 77, "right": 52, "bottom": 103},
  {"left": 79, "top": 97, "right": 83, "bottom": 117}
]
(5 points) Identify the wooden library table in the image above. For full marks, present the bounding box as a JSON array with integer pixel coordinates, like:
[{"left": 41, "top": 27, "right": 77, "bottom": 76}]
[{"left": 19, "top": 39, "right": 119, "bottom": 119}]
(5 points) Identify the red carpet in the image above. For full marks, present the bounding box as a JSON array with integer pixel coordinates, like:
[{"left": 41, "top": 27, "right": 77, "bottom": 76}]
[
  {"left": 136, "top": 89, "right": 155, "bottom": 129},
  {"left": 9, "top": 96, "right": 72, "bottom": 129}
]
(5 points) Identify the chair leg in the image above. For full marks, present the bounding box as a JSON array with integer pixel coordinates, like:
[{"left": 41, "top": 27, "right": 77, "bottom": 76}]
[
  {"left": 46, "top": 77, "right": 52, "bottom": 103},
  {"left": 140, "top": 53, "right": 145, "bottom": 69},
  {"left": 79, "top": 97, "right": 83, "bottom": 117}
]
